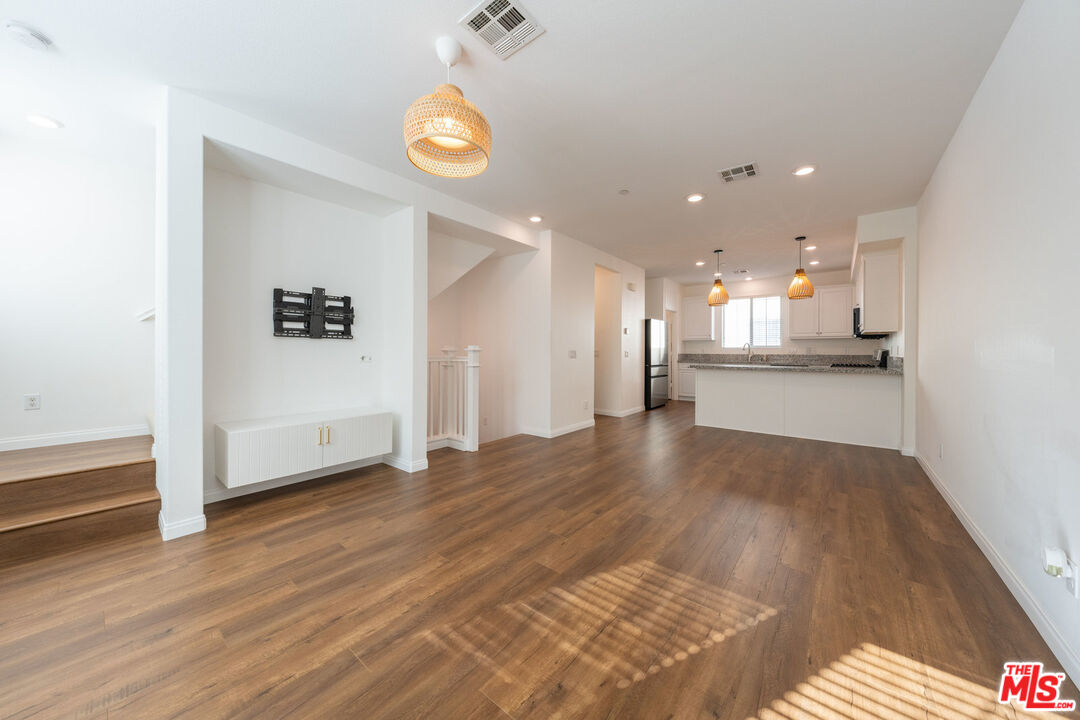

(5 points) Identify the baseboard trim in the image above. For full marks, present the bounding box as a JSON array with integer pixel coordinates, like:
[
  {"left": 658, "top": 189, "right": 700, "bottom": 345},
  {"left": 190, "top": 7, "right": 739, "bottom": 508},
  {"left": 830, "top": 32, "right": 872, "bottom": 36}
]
[
  {"left": 915, "top": 452, "right": 1080, "bottom": 681},
  {"left": 0, "top": 423, "right": 151, "bottom": 452},
  {"left": 158, "top": 511, "right": 206, "bottom": 541},
  {"left": 901, "top": 446, "right": 915, "bottom": 457},
  {"left": 203, "top": 457, "right": 384, "bottom": 504},
  {"left": 383, "top": 454, "right": 429, "bottom": 473},
  {"left": 427, "top": 437, "right": 466, "bottom": 451},
  {"left": 522, "top": 419, "right": 596, "bottom": 439},
  {"left": 594, "top": 406, "right": 645, "bottom": 418}
]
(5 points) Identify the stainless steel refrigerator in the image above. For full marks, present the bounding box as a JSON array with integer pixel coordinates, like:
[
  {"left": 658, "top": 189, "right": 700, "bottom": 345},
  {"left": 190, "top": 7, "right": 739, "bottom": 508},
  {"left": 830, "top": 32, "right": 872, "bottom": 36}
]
[{"left": 644, "top": 319, "right": 669, "bottom": 410}]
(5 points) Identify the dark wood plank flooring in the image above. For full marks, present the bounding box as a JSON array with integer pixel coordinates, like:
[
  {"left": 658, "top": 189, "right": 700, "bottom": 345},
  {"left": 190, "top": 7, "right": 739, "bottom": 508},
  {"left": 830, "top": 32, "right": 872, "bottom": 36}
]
[{"left": 0, "top": 402, "right": 1072, "bottom": 719}]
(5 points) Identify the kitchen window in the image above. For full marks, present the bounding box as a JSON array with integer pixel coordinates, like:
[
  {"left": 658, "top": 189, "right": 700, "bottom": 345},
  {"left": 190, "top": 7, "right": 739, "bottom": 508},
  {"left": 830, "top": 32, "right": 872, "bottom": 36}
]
[{"left": 722, "top": 295, "right": 782, "bottom": 348}]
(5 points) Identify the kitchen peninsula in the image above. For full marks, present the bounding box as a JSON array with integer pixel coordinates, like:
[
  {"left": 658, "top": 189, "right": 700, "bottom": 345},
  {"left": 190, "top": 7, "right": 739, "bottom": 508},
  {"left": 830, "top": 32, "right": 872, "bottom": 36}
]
[{"left": 686, "top": 354, "right": 902, "bottom": 449}]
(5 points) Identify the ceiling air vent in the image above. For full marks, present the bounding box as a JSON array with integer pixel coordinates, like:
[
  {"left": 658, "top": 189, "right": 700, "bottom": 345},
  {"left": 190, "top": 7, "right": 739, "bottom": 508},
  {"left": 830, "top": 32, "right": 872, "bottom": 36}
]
[
  {"left": 718, "top": 162, "right": 760, "bottom": 183},
  {"left": 459, "top": 0, "right": 545, "bottom": 60}
]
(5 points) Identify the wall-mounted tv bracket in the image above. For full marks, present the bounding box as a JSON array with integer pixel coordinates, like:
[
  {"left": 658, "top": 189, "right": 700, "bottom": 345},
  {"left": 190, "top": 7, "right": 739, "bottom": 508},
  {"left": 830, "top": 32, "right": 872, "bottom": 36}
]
[{"left": 273, "top": 287, "right": 354, "bottom": 339}]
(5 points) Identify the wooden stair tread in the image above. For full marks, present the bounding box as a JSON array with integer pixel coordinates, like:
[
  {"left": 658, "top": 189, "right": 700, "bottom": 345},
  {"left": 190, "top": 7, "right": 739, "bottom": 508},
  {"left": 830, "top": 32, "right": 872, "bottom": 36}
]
[
  {"left": 0, "top": 487, "right": 160, "bottom": 533},
  {"left": 0, "top": 436, "right": 153, "bottom": 485}
]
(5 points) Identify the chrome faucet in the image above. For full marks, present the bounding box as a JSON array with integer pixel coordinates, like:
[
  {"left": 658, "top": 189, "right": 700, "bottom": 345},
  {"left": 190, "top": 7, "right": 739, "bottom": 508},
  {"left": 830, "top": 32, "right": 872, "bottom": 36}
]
[{"left": 743, "top": 342, "right": 752, "bottom": 362}]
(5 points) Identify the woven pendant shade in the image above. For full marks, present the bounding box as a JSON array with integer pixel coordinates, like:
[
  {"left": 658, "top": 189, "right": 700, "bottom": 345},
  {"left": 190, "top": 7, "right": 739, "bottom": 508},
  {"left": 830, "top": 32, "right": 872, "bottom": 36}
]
[
  {"left": 787, "top": 236, "right": 814, "bottom": 299},
  {"left": 707, "top": 278, "right": 729, "bottom": 306},
  {"left": 787, "top": 269, "right": 814, "bottom": 299},
  {"left": 404, "top": 84, "right": 491, "bottom": 178}
]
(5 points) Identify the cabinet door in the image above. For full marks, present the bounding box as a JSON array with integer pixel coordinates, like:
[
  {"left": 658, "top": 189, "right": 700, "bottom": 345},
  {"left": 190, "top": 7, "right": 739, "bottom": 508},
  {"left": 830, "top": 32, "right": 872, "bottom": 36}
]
[
  {"left": 678, "top": 369, "right": 696, "bottom": 398},
  {"left": 681, "top": 297, "right": 714, "bottom": 341},
  {"left": 862, "top": 251, "right": 900, "bottom": 333},
  {"left": 788, "top": 295, "right": 820, "bottom": 338},
  {"left": 321, "top": 413, "right": 393, "bottom": 467},
  {"left": 233, "top": 421, "right": 324, "bottom": 487},
  {"left": 818, "top": 286, "right": 853, "bottom": 337}
]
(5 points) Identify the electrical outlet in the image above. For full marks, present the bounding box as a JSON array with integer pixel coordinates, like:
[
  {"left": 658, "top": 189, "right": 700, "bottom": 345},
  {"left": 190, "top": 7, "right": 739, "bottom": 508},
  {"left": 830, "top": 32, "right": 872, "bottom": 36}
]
[
  {"left": 483, "top": 417, "right": 488, "bottom": 426},
  {"left": 583, "top": 400, "right": 589, "bottom": 410},
  {"left": 568, "top": 349, "right": 577, "bottom": 359},
  {"left": 1067, "top": 571, "right": 1079, "bottom": 599},
  {"left": 624, "top": 350, "right": 629, "bottom": 358},
  {"left": 24, "top": 394, "right": 40, "bottom": 411}
]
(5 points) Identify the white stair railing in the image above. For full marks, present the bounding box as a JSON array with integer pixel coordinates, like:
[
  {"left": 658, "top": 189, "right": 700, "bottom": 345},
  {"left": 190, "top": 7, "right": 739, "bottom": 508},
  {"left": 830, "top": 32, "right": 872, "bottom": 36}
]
[{"left": 426, "top": 345, "right": 480, "bottom": 452}]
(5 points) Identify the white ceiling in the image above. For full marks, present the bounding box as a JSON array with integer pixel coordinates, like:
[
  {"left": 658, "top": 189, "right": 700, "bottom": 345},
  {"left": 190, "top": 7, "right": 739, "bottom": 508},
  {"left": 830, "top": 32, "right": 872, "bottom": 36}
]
[{"left": 2, "top": 0, "right": 1021, "bottom": 282}]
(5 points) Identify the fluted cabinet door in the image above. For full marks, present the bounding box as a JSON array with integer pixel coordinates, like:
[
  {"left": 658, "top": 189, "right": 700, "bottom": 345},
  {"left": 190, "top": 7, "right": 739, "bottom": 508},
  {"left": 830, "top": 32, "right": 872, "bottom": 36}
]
[
  {"left": 227, "top": 422, "right": 324, "bottom": 488},
  {"left": 321, "top": 413, "right": 393, "bottom": 467}
]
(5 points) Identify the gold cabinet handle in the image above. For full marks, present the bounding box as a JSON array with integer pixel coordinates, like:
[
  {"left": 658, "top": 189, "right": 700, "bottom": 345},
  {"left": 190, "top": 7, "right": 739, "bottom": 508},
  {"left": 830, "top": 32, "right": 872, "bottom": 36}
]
[
  {"left": 326, "top": 425, "right": 331, "bottom": 444},
  {"left": 317, "top": 425, "right": 323, "bottom": 445}
]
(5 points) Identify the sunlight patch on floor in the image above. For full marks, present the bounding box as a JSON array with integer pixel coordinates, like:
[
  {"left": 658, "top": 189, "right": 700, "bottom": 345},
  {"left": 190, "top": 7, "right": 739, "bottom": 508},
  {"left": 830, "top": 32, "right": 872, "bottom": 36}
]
[
  {"left": 750, "top": 643, "right": 1067, "bottom": 720},
  {"left": 421, "top": 559, "right": 777, "bottom": 715}
]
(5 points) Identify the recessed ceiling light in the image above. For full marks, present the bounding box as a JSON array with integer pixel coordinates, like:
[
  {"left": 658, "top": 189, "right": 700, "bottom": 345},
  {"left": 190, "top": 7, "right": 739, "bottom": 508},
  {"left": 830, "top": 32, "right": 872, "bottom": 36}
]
[
  {"left": 745, "top": 277, "right": 753, "bottom": 281},
  {"left": 529, "top": 215, "right": 542, "bottom": 223},
  {"left": 792, "top": 165, "right": 816, "bottom": 176},
  {"left": 695, "top": 261, "right": 705, "bottom": 266},
  {"left": 618, "top": 188, "right": 630, "bottom": 196},
  {"left": 26, "top": 113, "right": 63, "bottom": 129},
  {"left": 805, "top": 245, "right": 817, "bottom": 250},
  {"left": 686, "top": 193, "right": 705, "bottom": 203},
  {"left": 809, "top": 260, "right": 820, "bottom": 265}
]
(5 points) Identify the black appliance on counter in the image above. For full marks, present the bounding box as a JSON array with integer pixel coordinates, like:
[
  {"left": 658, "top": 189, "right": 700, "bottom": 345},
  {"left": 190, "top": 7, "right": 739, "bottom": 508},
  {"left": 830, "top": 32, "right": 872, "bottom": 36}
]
[{"left": 644, "top": 319, "right": 669, "bottom": 410}]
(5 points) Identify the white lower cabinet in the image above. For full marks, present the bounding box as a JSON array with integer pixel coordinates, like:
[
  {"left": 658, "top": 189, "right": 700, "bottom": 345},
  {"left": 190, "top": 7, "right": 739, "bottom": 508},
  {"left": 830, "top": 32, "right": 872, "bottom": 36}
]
[
  {"left": 215, "top": 408, "right": 392, "bottom": 488},
  {"left": 678, "top": 368, "right": 696, "bottom": 399}
]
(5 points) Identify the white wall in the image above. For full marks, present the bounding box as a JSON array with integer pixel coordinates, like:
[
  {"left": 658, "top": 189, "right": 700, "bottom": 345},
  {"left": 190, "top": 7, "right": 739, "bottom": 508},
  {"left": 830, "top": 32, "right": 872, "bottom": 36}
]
[
  {"left": 916, "top": 0, "right": 1080, "bottom": 679},
  {"left": 594, "top": 266, "right": 622, "bottom": 414},
  {"left": 550, "top": 231, "right": 645, "bottom": 432},
  {"left": 0, "top": 136, "right": 154, "bottom": 448},
  {"left": 645, "top": 277, "right": 681, "bottom": 320},
  {"left": 680, "top": 270, "right": 883, "bottom": 355},
  {"left": 202, "top": 168, "right": 383, "bottom": 499}
]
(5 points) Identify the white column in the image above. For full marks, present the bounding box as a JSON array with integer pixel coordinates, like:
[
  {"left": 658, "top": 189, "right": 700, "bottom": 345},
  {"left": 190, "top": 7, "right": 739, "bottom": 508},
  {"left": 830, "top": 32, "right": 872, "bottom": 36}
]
[
  {"left": 154, "top": 88, "right": 207, "bottom": 539},
  {"left": 465, "top": 345, "right": 481, "bottom": 451}
]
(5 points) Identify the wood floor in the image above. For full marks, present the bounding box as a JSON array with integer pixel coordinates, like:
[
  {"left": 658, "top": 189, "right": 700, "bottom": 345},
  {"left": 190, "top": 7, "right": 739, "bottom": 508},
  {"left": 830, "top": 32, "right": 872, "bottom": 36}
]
[{"left": 0, "top": 402, "right": 1072, "bottom": 719}]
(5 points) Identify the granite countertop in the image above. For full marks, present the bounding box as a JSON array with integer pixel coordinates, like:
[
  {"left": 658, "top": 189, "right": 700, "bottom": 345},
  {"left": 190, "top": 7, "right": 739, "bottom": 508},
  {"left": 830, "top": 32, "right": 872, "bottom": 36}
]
[{"left": 688, "top": 363, "right": 902, "bottom": 376}]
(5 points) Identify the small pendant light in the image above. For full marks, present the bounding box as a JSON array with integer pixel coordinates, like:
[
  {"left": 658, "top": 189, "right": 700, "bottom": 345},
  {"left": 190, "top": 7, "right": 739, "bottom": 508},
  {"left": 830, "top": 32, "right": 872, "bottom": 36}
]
[
  {"left": 707, "top": 249, "right": 729, "bottom": 306},
  {"left": 404, "top": 36, "right": 492, "bottom": 178},
  {"left": 787, "top": 235, "right": 814, "bottom": 300}
]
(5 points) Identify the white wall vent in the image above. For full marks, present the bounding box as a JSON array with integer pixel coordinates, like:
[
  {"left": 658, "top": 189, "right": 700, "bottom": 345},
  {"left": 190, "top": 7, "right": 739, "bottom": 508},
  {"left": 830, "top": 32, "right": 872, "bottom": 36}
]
[
  {"left": 458, "top": 0, "right": 545, "bottom": 60},
  {"left": 718, "top": 162, "right": 760, "bottom": 183}
]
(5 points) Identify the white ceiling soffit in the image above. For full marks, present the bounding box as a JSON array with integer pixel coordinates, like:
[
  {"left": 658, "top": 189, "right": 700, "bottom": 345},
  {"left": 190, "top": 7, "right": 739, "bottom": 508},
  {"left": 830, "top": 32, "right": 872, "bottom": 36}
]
[{"left": 203, "top": 140, "right": 405, "bottom": 217}]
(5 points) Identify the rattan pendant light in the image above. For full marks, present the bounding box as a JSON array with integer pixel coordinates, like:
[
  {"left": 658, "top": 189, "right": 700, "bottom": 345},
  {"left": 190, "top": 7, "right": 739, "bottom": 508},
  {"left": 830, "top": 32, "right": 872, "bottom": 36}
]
[
  {"left": 403, "top": 36, "right": 491, "bottom": 178},
  {"left": 787, "top": 236, "right": 814, "bottom": 300},
  {"left": 707, "top": 249, "right": 729, "bottom": 306}
]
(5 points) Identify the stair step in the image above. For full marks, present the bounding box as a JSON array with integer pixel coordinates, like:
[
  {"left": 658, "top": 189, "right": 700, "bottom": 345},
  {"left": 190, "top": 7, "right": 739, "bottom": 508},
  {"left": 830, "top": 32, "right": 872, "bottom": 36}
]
[
  {"left": 0, "top": 487, "right": 161, "bottom": 533},
  {"left": 0, "top": 435, "right": 160, "bottom": 565},
  {"left": 0, "top": 435, "right": 153, "bottom": 484}
]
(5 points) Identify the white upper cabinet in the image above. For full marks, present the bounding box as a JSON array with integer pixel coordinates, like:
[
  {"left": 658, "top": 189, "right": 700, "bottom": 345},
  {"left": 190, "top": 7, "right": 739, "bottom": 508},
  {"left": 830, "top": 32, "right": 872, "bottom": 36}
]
[
  {"left": 682, "top": 296, "right": 715, "bottom": 341},
  {"left": 818, "top": 286, "right": 853, "bottom": 336},
  {"left": 857, "top": 250, "right": 901, "bottom": 334},
  {"left": 788, "top": 293, "right": 819, "bottom": 338},
  {"left": 788, "top": 285, "right": 853, "bottom": 339}
]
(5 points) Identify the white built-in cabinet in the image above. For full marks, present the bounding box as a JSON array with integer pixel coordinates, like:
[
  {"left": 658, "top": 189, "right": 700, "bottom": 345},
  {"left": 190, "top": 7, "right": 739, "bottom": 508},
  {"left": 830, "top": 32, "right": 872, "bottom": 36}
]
[
  {"left": 788, "top": 285, "right": 854, "bottom": 339},
  {"left": 678, "top": 368, "right": 696, "bottom": 399},
  {"left": 214, "top": 408, "right": 392, "bottom": 489},
  {"left": 856, "top": 249, "right": 901, "bottom": 334},
  {"left": 681, "top": 297, "right": 715, "bottom": 341}
]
